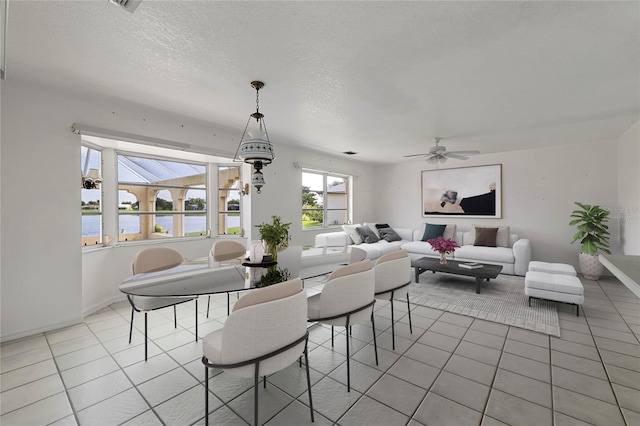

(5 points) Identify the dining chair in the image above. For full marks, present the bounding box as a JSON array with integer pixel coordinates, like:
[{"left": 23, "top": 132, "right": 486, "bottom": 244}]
[
  {"left": 202, "top": 278, "right": 313, "bottom": 426},
  {"left": 373, "top": 249, "right": 412, "bottom": 350},
  {"left": 349, "top": 246, "right": 367, "bottom": 263},
  {"left": 129, "top": 247, "right": 197, "bottom": 361},
  {"left": 209, "top": 239, "right": 247, "bottom": 317},
  {"left": 307, "top": 259, "right": 378, "bottom": 391}
]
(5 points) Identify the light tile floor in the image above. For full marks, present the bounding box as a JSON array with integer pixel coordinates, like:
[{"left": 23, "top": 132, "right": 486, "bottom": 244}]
[{"left": 1, "top": 275, "right": 639, "bottom": 425}]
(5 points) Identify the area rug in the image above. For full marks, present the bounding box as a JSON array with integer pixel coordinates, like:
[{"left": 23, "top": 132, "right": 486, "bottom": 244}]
[{"left": 409, "top": 273, "right": 560, "bottom": 336}]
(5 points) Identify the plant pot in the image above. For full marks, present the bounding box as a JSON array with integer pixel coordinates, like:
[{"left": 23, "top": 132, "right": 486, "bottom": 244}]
[{"left": 579, "top": 253, "right": 603, "bottom": 280}]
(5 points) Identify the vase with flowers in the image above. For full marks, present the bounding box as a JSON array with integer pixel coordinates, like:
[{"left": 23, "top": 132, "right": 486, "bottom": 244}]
[{"left": 427, "top": 236, "right": 460, "bottom": 265}]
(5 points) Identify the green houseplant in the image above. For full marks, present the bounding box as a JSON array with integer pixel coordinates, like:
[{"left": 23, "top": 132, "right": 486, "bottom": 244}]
[
  {"left": 570, "top": 202, "right": 611, "bottom": 279},
  {"left": 255, "top": 215, "right": 291, "bottom": 261}
]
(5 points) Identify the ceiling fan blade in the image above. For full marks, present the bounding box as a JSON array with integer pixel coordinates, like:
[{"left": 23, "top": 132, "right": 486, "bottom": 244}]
[
  {"left": 403, "top": 153, "right": 431, "bottom": 158},
  {"left": 447, "top": 150, "right": 480, "bottom": 155},
  {"left": 445, "top": 153, "right": 469, "bottom": 160}
]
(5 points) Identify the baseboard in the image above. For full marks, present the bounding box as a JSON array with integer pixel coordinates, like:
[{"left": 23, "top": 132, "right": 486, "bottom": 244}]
[
  {"left": 82, "top": 295, "right": 128, "bottom": 318},
  {"left": 1, "top": 317, "right": 83, "bottom": 344}
]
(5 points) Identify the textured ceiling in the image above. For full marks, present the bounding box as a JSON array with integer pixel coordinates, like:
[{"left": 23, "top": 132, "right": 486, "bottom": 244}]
[{"left": 6, "top": 1, "right": 639, "bottom": 164}]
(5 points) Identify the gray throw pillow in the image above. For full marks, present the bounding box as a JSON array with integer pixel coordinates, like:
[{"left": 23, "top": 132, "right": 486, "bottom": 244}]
[
  {"left": 378, "top": 227, "right": 402, "bottom": 242},
  {"left": 474, "top": 227, "right": 498, "bottom": 247},
  {"left": 356, "top": 226, "right": 380, "bottom": 244}
]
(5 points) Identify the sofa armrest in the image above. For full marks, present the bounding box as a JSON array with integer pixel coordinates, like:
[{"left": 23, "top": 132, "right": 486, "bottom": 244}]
[
  {"left": 512, "top": 238, "right": 531, "bottom": 276},
  {"left": 315, "top": 231, "right": 349, "bottom": 248}
]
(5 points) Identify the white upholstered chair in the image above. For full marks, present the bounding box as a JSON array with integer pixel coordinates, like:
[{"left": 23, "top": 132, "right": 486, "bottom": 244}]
[
  {"left": 201, "top": 278, "right": 313, "bottom": 426},
  {"left": 209, "top": 239, "right": 247, "bottom": 316},
  {"left": 349, "top": 246, "right": 367, "bottom": 263},
  {"left": 374, "top": 250, "right": 412, "bottom": 350},
  {"left": 129, "top": 247, "right": 197, "bottom": 361},
  {"left": 307, "top": 259, "right": 378, "bottom": 391}
]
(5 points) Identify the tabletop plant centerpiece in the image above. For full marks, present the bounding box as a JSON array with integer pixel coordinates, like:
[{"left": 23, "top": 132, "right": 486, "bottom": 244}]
[
  {"left": 427, "top": 236, "right": 460, "bottom": 265},
  {"left": 570, "top": 202, "right": 611, "bottom": 280},
  {"left": 255, "top": 215, "right": 291, "bottom": 262}
]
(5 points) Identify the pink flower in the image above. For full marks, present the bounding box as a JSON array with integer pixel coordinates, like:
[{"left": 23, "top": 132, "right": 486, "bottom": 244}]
[{"left": 427, "top": 236, "right": 459, "bottom": 254}]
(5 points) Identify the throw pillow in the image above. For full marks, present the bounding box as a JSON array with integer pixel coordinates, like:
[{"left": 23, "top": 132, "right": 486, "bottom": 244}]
[
  {"left": 364, "top": 223, "right": 381, "bottom": 238},
  {"left": 421, "top": 223, "right": 447, "bottom": 241},
  {"left": 442, "top": 224, "right": 457, "bottom": 240},
  {"left": 375, "top": 223, "right": 391, "bottom": 230},
  {"left": 342, "top": 224, "right": 363, "bottom": 245},
  {"left": 470, "top": 225, "right": 510, "bottom": 247},
  {"left": 474, "top": 227, "right": 498, "bottom": 247},
  {"left": 378, "top": 227, "right": 402, "bottom": 242},
  {"left": 356, "top": 225, "right": 380, "bottom": 244}
]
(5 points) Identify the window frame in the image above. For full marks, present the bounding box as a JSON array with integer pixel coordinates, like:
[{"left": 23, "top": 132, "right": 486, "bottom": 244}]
[
  {"left": 302, "top": 169, "right": 352, "bottom": 230},
  {"left": 81, "top": 136, "right": 239, "bottom": 248}
]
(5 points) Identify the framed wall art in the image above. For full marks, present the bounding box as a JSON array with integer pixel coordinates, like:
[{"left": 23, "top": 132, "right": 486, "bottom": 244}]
[{"left": 421, "top": 164, "right": 502, "bottom": 218}]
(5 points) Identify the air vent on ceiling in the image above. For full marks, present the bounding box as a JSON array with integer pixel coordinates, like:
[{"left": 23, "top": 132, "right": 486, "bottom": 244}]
[{"left": 106, "top": 0, "right": 142, "bottom": 13}]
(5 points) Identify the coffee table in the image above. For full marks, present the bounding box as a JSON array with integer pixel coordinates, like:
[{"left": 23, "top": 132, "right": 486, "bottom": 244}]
[{"left": 413, "top": 257, "right": 503, "bottom": 294}]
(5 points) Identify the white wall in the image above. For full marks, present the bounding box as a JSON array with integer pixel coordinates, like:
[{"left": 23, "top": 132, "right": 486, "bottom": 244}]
[
  {"left": 0, "top": 79, "right": 375, "bottom": 341},
  {"left": 372, "top": 141, "right": 621, "bottom": 269},
  {"left": 617, "top": 120, "right": 640, "bottom": 255}
]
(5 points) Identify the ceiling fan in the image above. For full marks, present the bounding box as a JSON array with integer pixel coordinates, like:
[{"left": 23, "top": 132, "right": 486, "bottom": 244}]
[{"left": 404, "top": 137, "right": 480, "bottom": 164}]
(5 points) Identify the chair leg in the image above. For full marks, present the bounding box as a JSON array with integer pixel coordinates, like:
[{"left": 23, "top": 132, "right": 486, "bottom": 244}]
[
  {"left": 304, "top": 343, "right": 314, "bottom": 422},
  {"left": 345, "top": 326, "right": 351, "bottom": 392},
  {"left": 406, "top": 295, "right": 413, "bottom": 334},
  {"left": 206, "top": 295, "right": 211, "bottom": 318},
  {"left": 129, "top": 308, "right": 135, "bottom": 343},
  {"left": 174, "top": 305, "right": 177, "bottom": 328},
  {"left": 195, "top": 299, "right": 198, "bottom": 341},
  {"left": 371, "top": 312, "right": 379, "bottom": 366},
  {"left": 205, "top": 366, "right": 210, "bottom": 426},
  {"left": 331, "top": 326, "right": 334, "bottom": 347},
  {"left": 390, "top": 299, "right": 395, "bottom": 351},
  {"left": 144, "top": 312, "right": 148, "bottom": 361},
  {"left": 263, "top": 376, "right": 267, "bottom": 389},
  {"left": 254, "top": 363, "right": 260, "bottom": 426},
  {"left": 227, "top": 293, "right": 230, "bottom": 316}
]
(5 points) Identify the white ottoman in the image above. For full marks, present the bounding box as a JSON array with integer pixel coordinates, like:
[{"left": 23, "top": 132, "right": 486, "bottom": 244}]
[
  {"left": 528, "top": 261, "right": 577, "bottom": 276},
  {"left": 525, "top": 271, "right": 584, "bottom": 316}
]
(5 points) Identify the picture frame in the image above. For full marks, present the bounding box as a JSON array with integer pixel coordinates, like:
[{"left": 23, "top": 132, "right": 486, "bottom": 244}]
[{"left": 421, "top": 164, "right": 502, "bottom": 218}]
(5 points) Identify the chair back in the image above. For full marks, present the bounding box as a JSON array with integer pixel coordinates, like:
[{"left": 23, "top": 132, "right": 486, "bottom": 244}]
[
  {"left": 132, "top": 247, "right": 184, "bottom": 275},
  {"left": 217, "top": 278, "right": 307, "bottom": 377},
  {"left": 374, "top": 250, "right": 411, "bottom": 296},
  {"left": 349, "top": 247, "right": 367, "bottom": 263},
  {"left": 211, "top": 240, "right": 246, "bottom": 263},
  {"left": 276, "top": 246, "right": 302, "bottom": 279},
  {"left": 319, "top": 260, "right": 375, "bottom": 326}
]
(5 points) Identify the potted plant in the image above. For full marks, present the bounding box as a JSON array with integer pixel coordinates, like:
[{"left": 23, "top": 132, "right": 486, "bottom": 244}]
[
  {"left": 570, "top": 202, "right": 611, "bottom": 280},
  {"left": 255, "top": 215, "right": 291, "bottom": 261}
]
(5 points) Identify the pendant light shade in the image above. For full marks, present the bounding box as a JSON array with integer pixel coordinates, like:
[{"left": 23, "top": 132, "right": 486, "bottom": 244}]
[{"left": 234, "top": 81, "right": 275, "bottom": 194}]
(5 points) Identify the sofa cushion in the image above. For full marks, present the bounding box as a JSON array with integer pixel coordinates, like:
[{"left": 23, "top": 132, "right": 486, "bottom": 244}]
[
  {"left": 356, "top": 225, "right": 379, "bottom": 244},
  {"left": 401, "top": 241, "right": 441, "bottom": 256},
  {"left": 421, "top": 223, "right": 447, "bottom": 241},
  {"left": 351, "top": 243, "right": 383, "bottom": 259},
  {"left": 378, "top": 227, "right": 402, "bottom": 242},
  {"left": 470, "top": 225, "right": 510, "bottom": 247},
  {"left": 455, "top": 245, "right": 515, "bottom": 264},
  {"left": 342, "top": 224, "right": 363, "bottom": 245},
  {"left": 474, "top": 227, "right": 498, "bottom": 247}
]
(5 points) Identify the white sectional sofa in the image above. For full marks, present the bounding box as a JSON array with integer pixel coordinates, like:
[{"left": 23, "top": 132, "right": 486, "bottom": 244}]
[{"left": 314, "top": 224, "right": 531, "bottom": 276}]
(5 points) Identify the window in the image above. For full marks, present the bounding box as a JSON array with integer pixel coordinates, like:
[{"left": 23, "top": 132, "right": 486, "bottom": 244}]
[
  {"left": 217, "top": 166, "right": 242, "bottom": 235},
  {"left": 81, "top": 145, "right": 102, "bottom": 246},
  {"left": 79, "top": 133, "right": 242, "bottom": 246},
  {"left": 302, "top": 170, "right": 350, "bottom": 229},
  {"left": 117, "top": 154, "right": 207, "bottom": 242}
]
